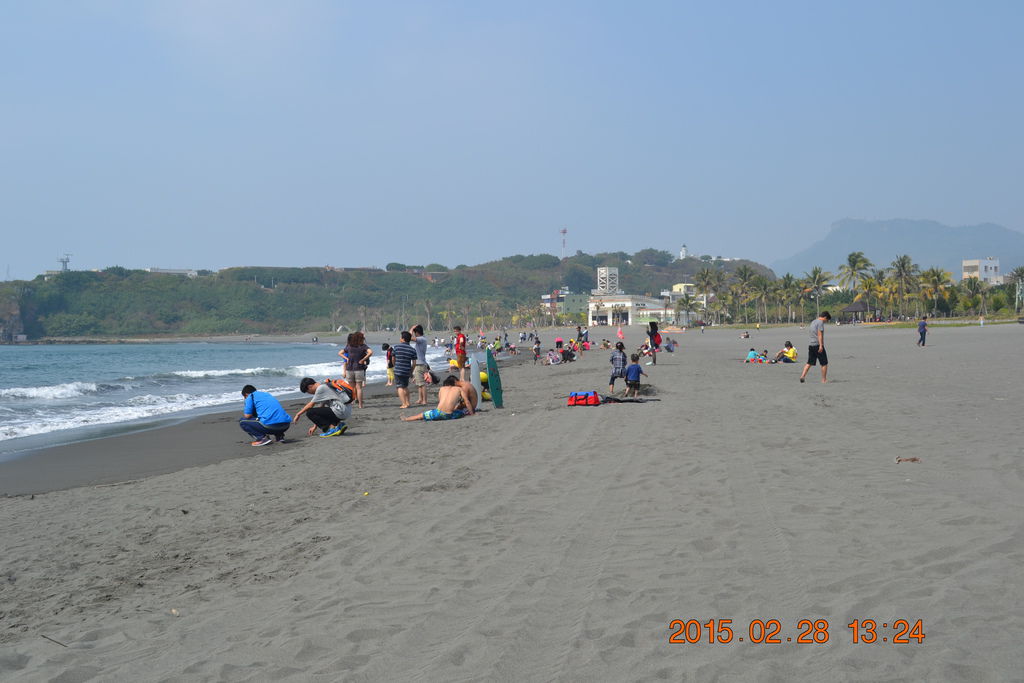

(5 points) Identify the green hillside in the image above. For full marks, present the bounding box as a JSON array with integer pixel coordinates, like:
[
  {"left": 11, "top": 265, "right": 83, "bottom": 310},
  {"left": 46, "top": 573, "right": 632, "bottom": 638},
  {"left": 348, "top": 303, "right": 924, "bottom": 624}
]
[{"left": 0, "top": 251, "right": 770, "bottom": 338}]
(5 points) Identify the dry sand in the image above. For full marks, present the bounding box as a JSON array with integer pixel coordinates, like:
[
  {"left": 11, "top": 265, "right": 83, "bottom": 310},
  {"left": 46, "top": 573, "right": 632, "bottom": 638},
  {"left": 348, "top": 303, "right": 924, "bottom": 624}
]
[{"left": 1, "top": 323, "right": 1022, "bottom": 681}]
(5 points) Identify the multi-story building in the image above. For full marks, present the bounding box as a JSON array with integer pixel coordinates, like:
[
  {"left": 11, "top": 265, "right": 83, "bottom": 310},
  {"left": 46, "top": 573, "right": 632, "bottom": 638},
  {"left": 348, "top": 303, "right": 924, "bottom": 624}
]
[
  {"left": 540, "top": 289, "right": 589, "bottom": 317},
  {"left": 961, "top": 257, "right": 1002, "bottom": 285}
]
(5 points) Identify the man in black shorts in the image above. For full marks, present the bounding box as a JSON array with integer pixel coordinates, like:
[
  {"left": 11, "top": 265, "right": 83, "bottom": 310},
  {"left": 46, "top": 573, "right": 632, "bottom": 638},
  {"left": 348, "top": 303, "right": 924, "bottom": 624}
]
[
  {"left": 799, "top": 311, "right": 831, "bottom": 384},
  {"left": 391, "top": 330, "right": 417, "bottom": 408}
]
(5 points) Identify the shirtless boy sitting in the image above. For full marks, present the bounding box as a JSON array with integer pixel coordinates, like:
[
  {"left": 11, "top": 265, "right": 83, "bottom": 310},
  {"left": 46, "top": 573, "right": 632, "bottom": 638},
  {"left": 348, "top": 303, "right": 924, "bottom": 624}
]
[{"left": 402, "top": 376, "right": 476, "bottom": 421}]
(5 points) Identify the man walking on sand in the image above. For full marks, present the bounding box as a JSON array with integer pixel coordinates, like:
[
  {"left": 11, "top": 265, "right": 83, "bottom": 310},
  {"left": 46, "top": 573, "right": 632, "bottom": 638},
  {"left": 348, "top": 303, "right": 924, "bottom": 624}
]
[
  {"left": 917, "top": 315, "right": 928, "bottom": 347},
  {"left": 391, "top": 330, "right": 417, "bottom": 408},
  {"left": 401, "top": 376, "right": 475, "bottom": 421},
  {"left": 411, "top": 324, "right": 431, "bottom": 406},
  {"left": 799, "top": 311, "right": 831, "bottom": 384}
]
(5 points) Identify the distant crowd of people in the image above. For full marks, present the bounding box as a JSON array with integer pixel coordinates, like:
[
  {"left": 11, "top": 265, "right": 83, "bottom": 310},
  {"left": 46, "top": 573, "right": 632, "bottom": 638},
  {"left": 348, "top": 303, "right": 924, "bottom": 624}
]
[{"left": 240, "top": 308, "right": 936, "bottom": 444}]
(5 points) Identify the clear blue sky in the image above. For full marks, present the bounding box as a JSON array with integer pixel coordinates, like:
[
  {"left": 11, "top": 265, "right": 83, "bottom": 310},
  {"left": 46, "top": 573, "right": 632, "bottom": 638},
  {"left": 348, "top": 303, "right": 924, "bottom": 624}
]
[{"left": 2, "top": 1, "right": 1022, "bottom": 280}]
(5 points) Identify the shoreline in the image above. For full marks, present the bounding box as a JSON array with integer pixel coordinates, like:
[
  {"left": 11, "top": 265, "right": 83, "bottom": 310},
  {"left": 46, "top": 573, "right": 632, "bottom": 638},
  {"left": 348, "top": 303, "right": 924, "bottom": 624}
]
[{"left": 0, "top": 342, "right": 536, "bottom": 496}]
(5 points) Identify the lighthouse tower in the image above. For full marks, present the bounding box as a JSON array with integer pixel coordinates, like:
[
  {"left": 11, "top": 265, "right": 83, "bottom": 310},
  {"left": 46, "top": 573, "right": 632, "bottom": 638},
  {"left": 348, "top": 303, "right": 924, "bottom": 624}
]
[{"left": 679, "top": 244, "right": 689, "bottom": 260}]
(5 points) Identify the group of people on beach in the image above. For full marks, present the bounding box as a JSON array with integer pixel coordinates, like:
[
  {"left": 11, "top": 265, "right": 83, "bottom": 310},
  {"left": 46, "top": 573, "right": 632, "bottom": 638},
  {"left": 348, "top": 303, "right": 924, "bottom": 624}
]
[
  {"left": 237, "top": 324, "right": 485, "bottom": 446},
  {"left": 239, "top": 308, "right": 855, "bottom": 446}
]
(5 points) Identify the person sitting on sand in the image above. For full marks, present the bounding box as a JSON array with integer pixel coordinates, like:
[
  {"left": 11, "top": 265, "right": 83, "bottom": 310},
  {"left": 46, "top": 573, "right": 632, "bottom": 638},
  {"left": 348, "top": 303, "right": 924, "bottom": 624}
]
[
  {"left": 745, "top": 348, "right": 761, "bottom": 362},
  {"left": 546, "top": 349, "right": 561, "bottom": 365},
  {"left": 740, "top": 331, "right": 750, "bottom": 339},
  {"left": 773, "top": 341, "right": 798, "bottom": 363},
  {"left": 401, "top": 376, "right": 474, "bottom": 422},
  {"left": 446, "top": 376, "right": 477, "bottom": 413},
  {"left": 239, "top": 385, "right": 292, "bottom": 446},
  {"left": 292, "top": 377, "right": 352, "bottom": 437}
]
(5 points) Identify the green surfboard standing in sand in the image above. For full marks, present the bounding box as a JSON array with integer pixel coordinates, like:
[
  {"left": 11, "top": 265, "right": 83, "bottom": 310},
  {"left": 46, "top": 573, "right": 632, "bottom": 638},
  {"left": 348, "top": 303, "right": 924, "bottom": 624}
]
[{"left": 485, "top": 348, "right": 503, "bottom": 408}]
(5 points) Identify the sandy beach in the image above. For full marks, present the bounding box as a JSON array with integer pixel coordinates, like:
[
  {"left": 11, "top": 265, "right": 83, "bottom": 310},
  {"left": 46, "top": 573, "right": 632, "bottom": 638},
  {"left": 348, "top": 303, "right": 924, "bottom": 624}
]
[{"left": 1, "top": 323, "right": 1022, "bottom": 681}]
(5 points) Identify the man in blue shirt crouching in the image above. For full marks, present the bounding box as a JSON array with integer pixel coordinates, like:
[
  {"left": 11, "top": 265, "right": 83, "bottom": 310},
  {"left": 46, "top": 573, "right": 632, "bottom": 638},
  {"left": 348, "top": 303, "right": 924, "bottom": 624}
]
[{"left": 239, "top": 384, "right": 292, "bottom": 446}]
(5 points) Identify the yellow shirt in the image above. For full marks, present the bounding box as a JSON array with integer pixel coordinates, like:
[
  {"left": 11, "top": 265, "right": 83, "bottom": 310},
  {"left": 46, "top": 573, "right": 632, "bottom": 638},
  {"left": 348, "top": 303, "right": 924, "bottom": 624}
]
[{"left": 782, "top": 347, "right": 798, "bottom": 361}]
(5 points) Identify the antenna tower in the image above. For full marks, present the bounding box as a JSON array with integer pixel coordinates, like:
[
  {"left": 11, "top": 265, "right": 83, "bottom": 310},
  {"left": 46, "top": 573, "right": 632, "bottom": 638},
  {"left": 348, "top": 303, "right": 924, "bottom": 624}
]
[
  {"left": 560, "top": 228, "right": 568, "bottom": 260},
  {"left": 59, "top": 253, "right": 72, "bottom": 271}
]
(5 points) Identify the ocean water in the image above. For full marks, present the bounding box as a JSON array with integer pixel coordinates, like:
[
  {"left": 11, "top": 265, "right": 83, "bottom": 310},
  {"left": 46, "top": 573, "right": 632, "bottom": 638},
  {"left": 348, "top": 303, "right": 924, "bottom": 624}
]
[{"left": 0, "top": 341, "right": 449, "bottom": 459}]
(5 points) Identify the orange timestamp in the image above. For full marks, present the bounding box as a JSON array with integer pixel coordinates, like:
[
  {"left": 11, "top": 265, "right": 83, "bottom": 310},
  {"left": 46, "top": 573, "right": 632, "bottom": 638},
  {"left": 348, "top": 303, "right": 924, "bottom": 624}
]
[{"left": 668, "top": 618, "right": 925, "bottom": 645}]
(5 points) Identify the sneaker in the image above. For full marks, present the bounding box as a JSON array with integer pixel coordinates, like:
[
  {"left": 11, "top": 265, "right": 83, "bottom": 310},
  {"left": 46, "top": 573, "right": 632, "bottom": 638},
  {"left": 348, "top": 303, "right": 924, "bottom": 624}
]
[
  {"left": 336, "top": 424, "right": 348, "bottom": 436},
  {"left": 251, "top": 436, "right": 274, "bottom": 446},
  {"left": 319, "top": 425, "right": 342, "bottom": 437}
]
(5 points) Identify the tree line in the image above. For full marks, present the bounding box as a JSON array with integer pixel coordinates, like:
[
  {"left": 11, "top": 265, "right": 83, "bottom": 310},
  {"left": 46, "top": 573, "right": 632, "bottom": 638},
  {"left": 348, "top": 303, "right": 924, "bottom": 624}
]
[
  {"left": 0, "top": 249, "right": 767, "bottom": 338},
  {"left": 1, "top": 249, "right": 1018, "bottom": 338},
  {"left": 687, "top": 253, "right": 1024, "bottom": 325}
]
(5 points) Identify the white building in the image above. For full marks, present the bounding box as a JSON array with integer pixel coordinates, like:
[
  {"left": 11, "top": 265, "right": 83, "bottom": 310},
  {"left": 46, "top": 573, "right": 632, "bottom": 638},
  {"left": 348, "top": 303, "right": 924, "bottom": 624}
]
[
  {"left": 658, "top": 283, "right": 704, "bottom": 326},
  {"left": 147, "top": 268, "right": 199, "bottom": 278},
  {"left": 679, "top": 244, "right": 689, "bottom": 260},
  {"left": 588, "top": 294, "right": 669, "bottom": 326},
  {"left": 961, "top": 257, "right": 1002, "bottom": 285}
]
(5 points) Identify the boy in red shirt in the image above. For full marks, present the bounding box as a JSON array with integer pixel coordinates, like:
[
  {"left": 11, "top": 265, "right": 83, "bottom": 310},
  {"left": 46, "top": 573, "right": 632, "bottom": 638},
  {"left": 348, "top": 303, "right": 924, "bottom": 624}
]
[{"left": 453, "top": 325, "right": 468, "bottom": 381}]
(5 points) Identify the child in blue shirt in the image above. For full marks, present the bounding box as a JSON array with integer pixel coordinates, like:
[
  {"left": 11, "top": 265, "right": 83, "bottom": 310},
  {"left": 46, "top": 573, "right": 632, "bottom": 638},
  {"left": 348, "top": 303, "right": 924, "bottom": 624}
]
[{"left": 624, "top": 353, "right": 647, "bottom": 397}]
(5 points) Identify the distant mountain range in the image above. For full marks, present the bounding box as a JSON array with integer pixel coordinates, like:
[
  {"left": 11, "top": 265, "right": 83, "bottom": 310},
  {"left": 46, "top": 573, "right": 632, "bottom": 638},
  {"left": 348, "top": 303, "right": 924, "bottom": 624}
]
[{"left": 771, "top": 219, "right": 1024, "bottom": 278}]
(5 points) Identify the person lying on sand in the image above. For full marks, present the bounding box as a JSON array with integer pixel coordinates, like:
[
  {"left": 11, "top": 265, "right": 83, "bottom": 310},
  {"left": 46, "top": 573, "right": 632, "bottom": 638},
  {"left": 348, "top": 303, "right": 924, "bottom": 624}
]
[{"left": 401, "top": 376, "right": 475, "bottom": 422}]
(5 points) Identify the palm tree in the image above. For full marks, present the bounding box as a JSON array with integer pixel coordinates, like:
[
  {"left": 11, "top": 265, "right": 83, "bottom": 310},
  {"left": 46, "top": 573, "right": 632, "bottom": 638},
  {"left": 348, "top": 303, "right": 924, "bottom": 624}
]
[
  {"left": 855, "top": 275, "right": 881, "bottom": 320},
  {"left": 1009, "top": 266, "right": 1024, "bottom": 312},
  {"left": 710, "top": 269, "right": 729, "bottom": 323},
  {"left": 802, "top": 266, "right": 833, "bottom": 318},
  {"left": 695, "top": 268, "right": 715, "bottom": 321},
  {"left": 675, "top": 293, "right": 694, "bottom": 326},
  {"left": 837, "top": 251, "right": 874, "bottom": 291},
  {"left": 919, "top": 267, "right": 952, "bottom": 316},
  {"left": 960, "top": 277, "right": 983, "bottom": 314},
  {"left": 731, "top": 265, "right": 756, "bottom": 323},
  {"left": 776, "top": 273, "right": 799, "bottom": 322},
  {"left": 889, "top": 255, "right": 919, "bottom": 318},
  {"left": 750, "top": 275, "right": 773, "bottom": 324}
]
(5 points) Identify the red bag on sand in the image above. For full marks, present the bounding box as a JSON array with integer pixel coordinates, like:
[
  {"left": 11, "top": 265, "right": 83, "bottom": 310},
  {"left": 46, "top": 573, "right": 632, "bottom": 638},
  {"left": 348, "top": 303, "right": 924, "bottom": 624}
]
[{"left": 567, "top": 391, "right": 600, "bottom": 406}]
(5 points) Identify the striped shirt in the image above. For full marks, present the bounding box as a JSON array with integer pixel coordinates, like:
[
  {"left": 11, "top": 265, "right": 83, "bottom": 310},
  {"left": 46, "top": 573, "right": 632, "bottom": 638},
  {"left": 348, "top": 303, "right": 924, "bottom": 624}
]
[{"left": 391, "top": 342, "right": 417, "bottom": 377}]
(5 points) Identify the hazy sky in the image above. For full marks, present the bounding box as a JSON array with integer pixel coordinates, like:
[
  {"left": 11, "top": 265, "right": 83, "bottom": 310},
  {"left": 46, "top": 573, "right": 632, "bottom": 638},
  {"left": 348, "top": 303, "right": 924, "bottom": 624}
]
[{"left": 2, "top": 1, "right": 1022, "bottom": 280}]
